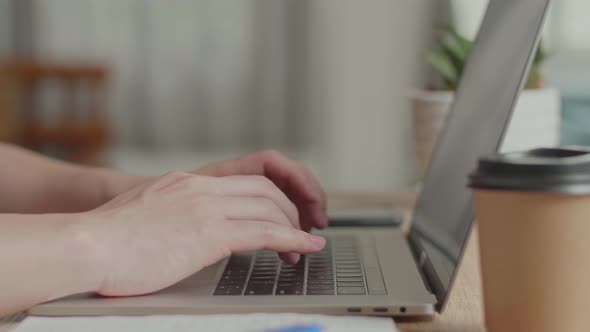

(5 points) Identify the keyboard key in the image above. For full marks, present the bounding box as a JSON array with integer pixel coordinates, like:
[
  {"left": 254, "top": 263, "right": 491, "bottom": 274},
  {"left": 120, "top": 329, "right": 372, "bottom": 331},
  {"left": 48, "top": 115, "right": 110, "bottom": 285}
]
[
  {"left": 278, "top": 279, "right": 303, "bottom": 285},
  {"left": 254, "top": 262, "right": 277, "bottom": 266},
  {"left": 308, "top": 265, "right": 332, "bottom": 269},
  {"left": 310, "top": 254, "right": 331, "bottom": 258},
  {"left": 224, "top": 269, "right": 250, "bottom": 276},
  {"left": 335, "top": 268, "right": 361, "bottom": 272},
  {"left": 216, "top": 284, "right": 229, "bottom": 291},
  {"left": 307, "top": 289, "right": 334, "bottom": 295},
  {"left": 213, "top": 289, "right": 230, "bottom": 296},
  {"left": 245, "top": 286, "right": 274, "bottom": 295},
  {"left": 250, "top": 277, "right": 276, "bottom": 282},
  {"left": 278, "top": 273, "right": 303, "bottom": 278},
  {"left": 309, "top": 255, "right": 332, "bottom": 259},
  {"left": 253, "top": 262, "right": 278, "bottom": 266},
  {"left": 227, "top": 288, "right": 244, "bottom": 295},
  {"left": 338, "top": 287, "right": 366, "bottom": 295},
  {"left": 214, "top": 284, "right": 245, "bottom": 296},
  {"left": 248, "top": 280, "right": 275, "bottom": 286},
  {"left": 221, "top": 275, "right": 247, "bottom": 281},
  {"left": 308, "top": 268, "right": 333, "bottom": 274},
  {"left": 277, "top": 282, "right": 303, "bottom": 288},
  {"left": 335, "top": 263, "right": 361, "bottom": 267},
  {"left": 276, "top": 286, "right": 303, "bottom": 295},
  {"left": 336, "top": 272, "right": 363, "bottom": 278},
  {"left": 251, "top": 269, "right": 277, "bottom": 274},
  {"left": 229, "top": 285, "right": 244, "bottom": 292},
  {"left": 218, "top": 279, "right": 246, "bottom": 286},
  {"left": 336, "top": 276, "right": 364, "bottom": 282},
  {"left": 308, "top": 270, "right": 333, "bottom": 275},
  {"left": 307, "top": 279, "right": 334, "bottom": 285},
  {"left": 252, "top": 266, "right": 278, "bottom": 271},
  {"left": 281, "top": 268, "right": 304, "bottom": 273},
  {"left": 308, "top": 263, "right": 333, "bottom": 269},
  {"left": 308, "top": 272, "right": 333, "bottom": 276},
  {"left": 278, "top": 278, "right": 303, "bottom": 283},
  {"left": 252, "top": 273, "right": 277, "bottom": 278},
  {"left": 280, "top": 271, "right": 303, "bottom": 277},
  {"left": 306, "top": 284, "right": 334, "bottom": 290},
  {"left": 278, "top": 275, "right": 299, "bottom": 281},
  {"left": 337, "top": 281, "right": 365, "bottom": 287},
  {"left": 308, "top": 273, "right": 334, "bottom": 280},
  {"left": 334, "top": 251, "right": 358, "bottom": 256}
]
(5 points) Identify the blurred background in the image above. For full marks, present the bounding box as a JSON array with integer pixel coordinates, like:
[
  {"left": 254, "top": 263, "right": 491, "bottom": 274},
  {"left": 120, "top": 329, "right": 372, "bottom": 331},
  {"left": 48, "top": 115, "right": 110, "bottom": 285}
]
[{"left": 0, "top": 0, "right": 587, "bottom": 192}]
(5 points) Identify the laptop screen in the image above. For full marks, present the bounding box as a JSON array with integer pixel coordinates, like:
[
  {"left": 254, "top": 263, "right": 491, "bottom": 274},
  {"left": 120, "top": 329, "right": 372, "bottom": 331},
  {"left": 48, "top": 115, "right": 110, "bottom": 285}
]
[{"left": 408, "top": 0, "right": 551, "bottom": 311}]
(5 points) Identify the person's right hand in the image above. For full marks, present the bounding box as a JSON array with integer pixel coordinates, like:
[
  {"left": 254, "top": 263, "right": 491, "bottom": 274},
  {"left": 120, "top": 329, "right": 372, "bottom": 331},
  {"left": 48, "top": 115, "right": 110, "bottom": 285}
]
[{"left": 82, "top": 172, "right": 326, "bottom": 297}]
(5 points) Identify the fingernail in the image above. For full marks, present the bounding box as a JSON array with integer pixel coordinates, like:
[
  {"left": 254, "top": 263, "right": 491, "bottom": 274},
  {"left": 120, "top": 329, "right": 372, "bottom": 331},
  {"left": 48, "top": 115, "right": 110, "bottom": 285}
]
[{"left": 310, "top": 235, "right": 326, "bottom": 249}]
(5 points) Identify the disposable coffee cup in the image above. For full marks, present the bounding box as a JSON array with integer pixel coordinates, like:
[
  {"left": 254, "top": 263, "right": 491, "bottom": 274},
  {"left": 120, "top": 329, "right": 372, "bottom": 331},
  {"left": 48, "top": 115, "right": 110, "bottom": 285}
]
[{"left": 469, "top": 147, "right": 590, "bottom": 332}]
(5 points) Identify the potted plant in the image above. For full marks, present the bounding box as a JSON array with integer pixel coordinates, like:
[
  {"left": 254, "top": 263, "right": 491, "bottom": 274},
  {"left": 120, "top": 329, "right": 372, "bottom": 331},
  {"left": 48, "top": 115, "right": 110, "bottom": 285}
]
[{"left": 410, "top": 26, "right": 561, "bottom": 174}]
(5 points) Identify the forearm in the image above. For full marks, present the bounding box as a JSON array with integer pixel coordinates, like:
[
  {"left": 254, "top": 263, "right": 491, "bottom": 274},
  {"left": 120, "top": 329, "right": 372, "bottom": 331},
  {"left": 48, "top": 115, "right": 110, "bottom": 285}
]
[
  {"left": 0, "top": 143, "right": 146, "bottom": 213},
  {"left": 0, "top": 213, "right": 101, "bottom": 315}
]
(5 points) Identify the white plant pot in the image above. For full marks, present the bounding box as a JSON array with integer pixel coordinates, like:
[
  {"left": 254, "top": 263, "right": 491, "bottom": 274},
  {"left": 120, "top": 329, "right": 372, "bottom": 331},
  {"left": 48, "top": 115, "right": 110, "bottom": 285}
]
[{"left": 409, "top": 88, "right": 561, "bottom": 174}]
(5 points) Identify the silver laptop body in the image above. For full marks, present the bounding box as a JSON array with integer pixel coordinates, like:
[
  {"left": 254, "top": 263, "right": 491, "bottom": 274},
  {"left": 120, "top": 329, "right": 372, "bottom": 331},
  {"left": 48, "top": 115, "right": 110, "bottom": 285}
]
[{"left": 31, "top": 0, "right": 550, "bottom": 317}]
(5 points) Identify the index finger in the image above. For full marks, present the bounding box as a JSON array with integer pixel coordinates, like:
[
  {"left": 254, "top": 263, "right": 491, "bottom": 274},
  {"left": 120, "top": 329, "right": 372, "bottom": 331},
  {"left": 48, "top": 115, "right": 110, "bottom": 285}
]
[{"left": 223, "top": 220, "right": 326, "bottom": 254}]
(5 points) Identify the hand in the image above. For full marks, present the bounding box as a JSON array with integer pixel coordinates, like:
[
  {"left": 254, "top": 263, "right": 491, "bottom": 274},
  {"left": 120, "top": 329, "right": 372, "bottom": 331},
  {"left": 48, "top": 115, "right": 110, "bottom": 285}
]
[
  {"left": 193, "top": 150, "right": 328, "bottom": 232},
  {"left": 85, "top": 172, "right": 326, "bottom": 297}
]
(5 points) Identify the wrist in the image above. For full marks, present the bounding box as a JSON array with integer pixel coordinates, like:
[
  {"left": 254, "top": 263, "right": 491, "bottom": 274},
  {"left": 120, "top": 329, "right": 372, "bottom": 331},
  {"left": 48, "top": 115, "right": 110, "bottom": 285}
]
[
  {"left": 83, "top": 166, "right": 150, "bottom": 204},
  {"left": 103, "top": 170, "right": 150, "bottom": 200},
  {"left": 60, "top": 212, "right": 107, "bottom": 294}
]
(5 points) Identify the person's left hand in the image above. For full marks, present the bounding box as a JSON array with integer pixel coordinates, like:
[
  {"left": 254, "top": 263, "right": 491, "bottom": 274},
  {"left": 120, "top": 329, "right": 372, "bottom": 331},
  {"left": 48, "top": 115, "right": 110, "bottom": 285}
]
[{"left": 191, "top": 150, "right": 328, "bottom": 232}]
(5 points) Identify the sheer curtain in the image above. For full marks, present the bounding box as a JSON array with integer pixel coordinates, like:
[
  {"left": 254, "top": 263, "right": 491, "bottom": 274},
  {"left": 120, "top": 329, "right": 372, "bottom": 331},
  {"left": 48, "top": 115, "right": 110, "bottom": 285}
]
[
  {"left": 18, "top": 0, "right": 440, "bottom": 189},
  {"left": 33, "top": 0, "right": 301, "bottom": 149},
  {"left": 0, "top": 1, "right": 12, "bottom": 55}
]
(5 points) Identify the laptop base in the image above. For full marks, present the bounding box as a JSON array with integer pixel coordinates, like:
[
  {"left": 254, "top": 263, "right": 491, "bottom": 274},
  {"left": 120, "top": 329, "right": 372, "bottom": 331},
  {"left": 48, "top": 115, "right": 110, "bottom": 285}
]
[{"left": 30, "top": 228, "right": 436, "bottom": 318}]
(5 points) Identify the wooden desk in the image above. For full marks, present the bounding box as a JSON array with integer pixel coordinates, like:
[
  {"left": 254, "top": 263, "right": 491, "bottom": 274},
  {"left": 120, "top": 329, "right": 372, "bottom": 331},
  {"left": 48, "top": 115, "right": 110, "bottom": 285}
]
[{"left": 0, "top": 192, "right": 485, "bottom": 331}]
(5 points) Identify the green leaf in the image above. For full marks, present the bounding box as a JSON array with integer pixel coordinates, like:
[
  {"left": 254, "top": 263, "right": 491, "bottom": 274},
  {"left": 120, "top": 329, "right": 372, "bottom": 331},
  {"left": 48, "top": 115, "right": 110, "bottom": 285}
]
[
  {"left": 441, "top": 32, "right": 472, "bottom": 74},
  {"left": 436, "top": 23, "right": 472, "bottom": 54},
  {"left": 431, "top": 24, "right": 473, "bottom": 85},
  {"left": 527, "top": 42, "right": 547, "bottom": 88},
  {"left": 442, "top": 33, "right": 470, "bottom": 62},
  {"left": 430, "top": 23, "right": 547, "bottom": 89},
  {"left": 447, "top": 28, "right": 472, "bottom": 54},
  {"left": 426, "top": 52, "right": 459, "bottom": 88},
  {"left": 533, "top": 41, "right": 546, "bottom": 66}
]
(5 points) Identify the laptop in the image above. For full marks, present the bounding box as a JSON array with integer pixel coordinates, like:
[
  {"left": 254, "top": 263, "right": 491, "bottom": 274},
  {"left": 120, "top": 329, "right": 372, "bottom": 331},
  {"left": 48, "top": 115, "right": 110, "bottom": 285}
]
[{"left": 30, "top": 0, "right": 551, "bottom": 317}]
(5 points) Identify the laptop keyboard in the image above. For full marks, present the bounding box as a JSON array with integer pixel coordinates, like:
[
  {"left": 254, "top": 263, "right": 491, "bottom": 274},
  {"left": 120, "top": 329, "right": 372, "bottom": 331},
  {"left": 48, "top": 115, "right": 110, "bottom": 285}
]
[{"left": 213, "top": 236, "right": 386, "bottom": 296}]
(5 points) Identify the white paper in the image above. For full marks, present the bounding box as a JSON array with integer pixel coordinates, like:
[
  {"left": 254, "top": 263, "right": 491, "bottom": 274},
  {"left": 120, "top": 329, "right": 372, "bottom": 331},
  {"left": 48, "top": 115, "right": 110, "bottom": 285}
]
[{"left": 14, "top": 314, "right": 397, "bottom": 332}]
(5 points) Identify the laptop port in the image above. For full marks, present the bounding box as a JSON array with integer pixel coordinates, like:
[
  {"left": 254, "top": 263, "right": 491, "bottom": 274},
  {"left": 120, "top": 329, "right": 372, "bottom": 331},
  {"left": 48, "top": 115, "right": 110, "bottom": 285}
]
[
  {"left": 347, "top": 307, "right": 362, "bottom": 313},
  {"left": 400, "top": 307, "right": 407, "bottom": 313},
  {"left": 373, "top": 307, "right": 388, "bottom": 313}
]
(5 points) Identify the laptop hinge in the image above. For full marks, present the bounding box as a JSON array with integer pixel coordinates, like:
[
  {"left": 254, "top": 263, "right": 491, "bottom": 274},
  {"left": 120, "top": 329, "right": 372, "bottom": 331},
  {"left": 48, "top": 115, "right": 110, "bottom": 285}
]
[
  {"left": 417, "top": 251, "right": 433, "bottom": 290},
  {"left": 407, "top": 235, "right": 444, "bottom": 306}
]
